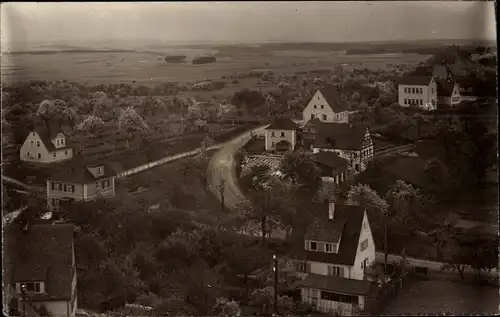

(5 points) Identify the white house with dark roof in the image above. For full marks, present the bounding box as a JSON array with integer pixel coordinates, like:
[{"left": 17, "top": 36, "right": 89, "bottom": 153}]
[
  {"left": 305, "top": 120, "right": 374, "bottom": 173},
  {"left": 46, "top": 161, "right": 117, "bottom": 211},
  {"left": 20, "top": 125, "right": 73, "bottom": 163},
  {"left": 295, "top": 201, "right": 377, "bottom": 316},
  {"left": 397, "top": 75, "right": 438, "bottom": 111},
  {"left": 436, "top": 79, "right": 461, "bottom": 108},
  {"left": 302, "top": 86, "right": 349, "bottom": 124},
  {"left": 3, "top": 222, "right": 77, "bottom": 317},
  {"left": 264, "top": 117, "right": 297, "bottom": 152}
]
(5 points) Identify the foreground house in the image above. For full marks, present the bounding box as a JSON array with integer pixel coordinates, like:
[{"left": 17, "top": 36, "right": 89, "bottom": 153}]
[
  {"left": 3, "top": 222, "right": 77, "bottom": 317},
  {"left": 306, "top": 119, "right": 374, "bottom": 173},
  {"left": 397, "top": 75, "right": 438, "bottom": 111},
  {"left": 302, "top": 86, "right": 349, "bottom": 124},
  {"left": 20, "top": 126, "right": 73, "bottom": 163},
  {"left": 264, "top": 117, "right": 298, "bottom": 152},
  {"left": 46, "top": 162, "right": 116, "bottom": 211},
  {"left": 296, "top": 201, "right": 377, "bottom": 316}
]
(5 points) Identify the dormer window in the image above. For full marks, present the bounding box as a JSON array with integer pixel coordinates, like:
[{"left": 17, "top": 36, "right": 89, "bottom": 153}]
[
  {"left": 60, "top": 138, "right": 64, "bottom": 145},
  {"left": 98, "top": 167, "right": 103, "bottom": 174},
  {"left": 309, "top": 241, "right": 317, "bottom": 251}
]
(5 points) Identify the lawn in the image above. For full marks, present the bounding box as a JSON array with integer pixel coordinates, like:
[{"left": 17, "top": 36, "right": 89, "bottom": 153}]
[{"left": 381, "top": 278, "right": 499, "bottom": 315}]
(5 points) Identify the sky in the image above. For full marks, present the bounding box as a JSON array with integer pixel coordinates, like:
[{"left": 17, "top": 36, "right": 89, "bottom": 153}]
[{"left": 1, "top": 1, "right": 497, "bottom": 49}]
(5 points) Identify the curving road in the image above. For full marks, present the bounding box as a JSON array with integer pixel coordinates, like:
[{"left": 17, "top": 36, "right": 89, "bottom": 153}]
[{"left": 207, "top": 125, "right": 268, "bottom": 211}]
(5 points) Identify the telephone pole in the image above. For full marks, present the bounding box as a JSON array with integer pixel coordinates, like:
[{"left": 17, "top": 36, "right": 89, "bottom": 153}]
[{"left": 273, "top": 254, "right": 279, "bottom": 315}]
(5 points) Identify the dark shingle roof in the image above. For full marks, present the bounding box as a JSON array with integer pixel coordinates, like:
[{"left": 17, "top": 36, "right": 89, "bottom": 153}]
[
  {"left": 296, "top": 274, "right": 376, "bottom": 296},
  {"left": 313, "top": 122, "right": 368, "bottom": 151},
  {"left": 300, "top": 203, "right": 365, "bottom": 265},
  {"left": 436, "top": 79, "right": 457, "bottom": 97},
  {"left": 266, "top": 117, "right": 297, "bottom": 130},
  {"left": 398, "top": 75, "right": 433, "bottom": 86},
  {"left": 312, "top": 152, "right": 349, "bottom": 173},
  {"left": 318, "top": 86, "right": 349, "bottom": 112},
  {"left": 33, "top": 125, "right": 63, "bottom": 152},
  {"left": 3, "top": 223, "right": 75, "bottom": 301},
  {"left": 48, "top": 160, "right": 117, "bottom": 183}
]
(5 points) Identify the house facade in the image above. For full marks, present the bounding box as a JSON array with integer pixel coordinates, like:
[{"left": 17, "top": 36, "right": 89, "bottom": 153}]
[
  {"left": 3, "top": 223, "right": 78, "bottom": 317},
  {"left": 264, "top": 117, "right": 297, "bottom": 152},
  {"left": 46, "top": 163, "right": 116, "bottom": 210},
  {"left": 436, "top": 80, "right": 461, "bottom": 108},
  {"left": 397, "top": 76, "right": 438, "bottom": 111},
  {"left": 302, "top": 87, "right": 349, "bottom": 124},
  {"left": 311, "top": 123, "right": 374, "bottom": 173},
  {"left": 20, "top": 128, "right": 73, "bottom": 163},
  {"left": 296, "top": 202, "right": 377, "bottom": 316}
]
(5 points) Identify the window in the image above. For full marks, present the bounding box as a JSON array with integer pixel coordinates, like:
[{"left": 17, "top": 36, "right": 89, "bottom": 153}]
[
  {"left": 272, "top": 142, "right": 275, "bottom": 147},
  {"left": 64, "top": 184, "right": 74, "bottom": 193},
  {"left": 311, "top": 114, "right": 315, "bottom": 119},
  {"left": 360, "top": 239, "right": 369, "bottom": 251},
  {"left": 314, "top": 105, "right": 317, "bottom": 109},
  {"left": 309, "top": 241, "right": 317, "bottom": 251},
  {"left": 325, "top": 243, "right": 332, "bottom": 252},
  {"left": 60, "top": 138, "right": 64, "bottom": 145},
  {"left": 404, "top": 99, "right": 407, "bottom": 105},
  {"left": 53, "top": 152, "right": 56, "bottom": 158},
  {"left": 419, "top": 99, "right": 423, "bottom": 106},
  {"left": 320, "top": 105, "right": 324, "bottom": 109},
  {"left": 31, "top": 141, "right": 34, "bottom": 146},
  {"left": 280, "top": 132, "right": 285, "bottom": 137},
  {"left": 105, "top": 179, "right": 110, "bottom": 187},
  {"left": 22, "top": 282, "right": 41, "bottom": 293},
  {"left": 321, "top": 291, "right": 358, "bottom": 305},
  {"left": 64, "top": 150, "right": 68, "bottom": 155},
  {"left": 328, "top": 266, "right": 344, "bottom": 277},
  {"left": 271, "top": 131, "right": 275, "bottom": 137},
  {"left": 322, "top": 114, "right": 327, "bottom": 121},
  {"left": 298, "top": 261, "right": 307, "bottom": 273},
  {"left": 37, "top": 153, "right": 41, "bottom": 159},
  {"left": 420, "top": 88, "right": 423, "bottom": 94},
  {"left": 98, "top": 167, "right": 102, "bottom": 174},
  {"left": 56, "top": 139, "right": 60, "bottom": 145},
  {"left": 36, "top": 141, "right": 40, "bottom": 147},
  {"left": 52, "top": 199, "right": 60, "bottom": 207}
]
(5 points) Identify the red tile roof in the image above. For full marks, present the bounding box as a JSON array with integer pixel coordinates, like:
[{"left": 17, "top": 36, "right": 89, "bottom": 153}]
[
  {"left": 3, "top": 223, "right": 75, "bottom": 301},
  {"left": 436, "top": 79, "right": 457, "bottom": 97},
  {"left": 313, "top": 122, "right": 368, "bottom": 151},
  {"left": 312, "top": 151, "right": 349, "bottom": 173},
  {"left": 266, "top": 117, "right": 297, "bottom": 130},
  {"left": 398, "top": 75, "right": 433, "bottom": 86},
  {"left": 48, "top": 159, "right": 117, "bottom": 183}
]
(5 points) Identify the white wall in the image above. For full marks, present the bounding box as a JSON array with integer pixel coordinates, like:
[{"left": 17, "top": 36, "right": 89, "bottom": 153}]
[
  {"left": 265, "top": 129, "right": 296, "bottom": 151},
  {"left": 398, "top": 79, "right": 437, "bottom": 111},
  {"left": 303, "top": 90, "right": 348, "bottom": 123},
  {"left": 41, "top": 301, "right": 70, "bottom": 317},
  {"left": 307, "top": 260, "right": 354, "bottom": 279},
  {"left": 353, "top": 211, "right": 376, "bottom": 280}
]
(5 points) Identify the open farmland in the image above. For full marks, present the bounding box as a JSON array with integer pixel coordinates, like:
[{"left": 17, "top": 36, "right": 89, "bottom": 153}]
[{"left": 1, "top": 44, "right": 431, "bottom": 85}]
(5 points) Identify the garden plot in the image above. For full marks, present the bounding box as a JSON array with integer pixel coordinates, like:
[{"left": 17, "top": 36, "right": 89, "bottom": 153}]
[{"left": 242, "top": 155, "right": 284, "bottom": 176}]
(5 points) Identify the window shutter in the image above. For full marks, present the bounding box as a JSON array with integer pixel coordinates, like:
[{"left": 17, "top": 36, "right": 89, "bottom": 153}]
[{"left": 71, "top": 185, "right": 75, "bottom": 193}]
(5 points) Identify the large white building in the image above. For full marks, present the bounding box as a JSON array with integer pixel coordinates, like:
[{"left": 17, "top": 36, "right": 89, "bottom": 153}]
[
  {"left": 397, "top": 75, "right": 438, "bottom": 111},
  {"left": 264, "top": 117, "right": 298, "bottom": 152},
  {"left": 302, "top": 87, "right": 349, "bottom": 124},
  {"left": 296, "top": 201, "right": 377, "bottom": 316}
]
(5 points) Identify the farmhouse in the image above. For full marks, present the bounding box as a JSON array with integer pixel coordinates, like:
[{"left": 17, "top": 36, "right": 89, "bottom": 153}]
[
  {"left": 308, "top": 120, "right": 374, "bottom": 173},
  {"left": 46, "top": 161, "right": 116, "bottom": 211},
  {"left": 264, "top": 117, "right": 297, "bottom": 152},
  {"left": 436, "top": 79, "right": 462, "bottom": 108},
  {"left": 397, "top": 75, "right": 438, "bottom": 111},
  {"left": 302, "top": 86, "right": 349, "bottom": 124},
  {"left": 3, "top": 222, "right": 78, "bottom": 317},
  {"left": 295, "top": 201, "right": 377, "bottom": 316},
  {"left": 20, "top": 125, "right": 73, "bottom": 163},
  {"left": 312, "top": 151, "right": 348, "bottom": 185}
]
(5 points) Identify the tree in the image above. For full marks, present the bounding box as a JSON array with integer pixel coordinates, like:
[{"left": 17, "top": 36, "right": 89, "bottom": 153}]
[
  {"left": 75, "top": 115, "right": 105, "bottom": 151},
  {"left": 280, "top": 151, "right": 322, "bottom": 200},
  {"left": 36, "top": 99, "right": 78, "bottom": 130},
  {"left": 423, "top": 157, "right": 448, "bottom": 184},
  {"left": 212, "top": 297, "right": 241, "bottom": 317},
  {"left": 117, "top": 106, "right": 150, "bottom": 148},
  {"left": 412, "top": 113, "right": 428, "bottom": 139}
]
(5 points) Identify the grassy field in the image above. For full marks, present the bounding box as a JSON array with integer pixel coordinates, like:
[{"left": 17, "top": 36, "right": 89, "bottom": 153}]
[{"left": 1, "top": 45, "right": 431, "bottom": 85}]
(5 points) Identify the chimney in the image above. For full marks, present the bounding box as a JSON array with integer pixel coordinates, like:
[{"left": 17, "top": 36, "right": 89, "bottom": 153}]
[{"left": 328, "top": 201, "right": 335, "bottom": 220}]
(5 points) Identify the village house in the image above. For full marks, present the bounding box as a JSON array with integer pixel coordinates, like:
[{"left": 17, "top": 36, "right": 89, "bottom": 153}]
[
  {"left": 46, "top": 161, "right": 117, "bottom": 211},
  {"left": 312, "top": 151, "right": 349, "bottom": 185},
  {"left": 264, "top": 117, "right": 298, "bottom": 152},
  {"left": 3, "top": 222, "right": 78, "bottom": 317},
  {"left": 305, "top": 119, "right": 374, "bottom": 173},
  {"left": 295, "top": 201, "right": 377, "bottom": 316},
  {"left": 397, "top": 75, "right": 438, "bottom": 111},
  {"left": 302, "top": 86, "right": 349, "bottom": 124},
  {"left": 20, "top": 125, "right": 73, "bottom": 163},
  {"left": 436, "top": 79, "right": 462, "bottom": 108}
]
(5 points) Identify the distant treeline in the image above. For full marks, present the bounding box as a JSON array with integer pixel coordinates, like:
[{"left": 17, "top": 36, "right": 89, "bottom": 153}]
[{"left": 4, "top": 49, "right": 163, "bottom": 56}]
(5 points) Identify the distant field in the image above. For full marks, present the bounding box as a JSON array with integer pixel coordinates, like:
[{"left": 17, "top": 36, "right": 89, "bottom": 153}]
[{"left": 1, "top": 46, "right": 431, "bottom": 84}]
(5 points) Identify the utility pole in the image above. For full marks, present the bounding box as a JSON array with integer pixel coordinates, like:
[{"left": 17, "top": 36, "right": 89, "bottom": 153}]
[
  {"left": 217, "top": 170, "right": 226, "bottom": 214},
  {"left": 273, "top": 254, "right": 279, "bottom": 315},
  {"left": 21, "top": 284, "right": 27, "bottom": 317}
]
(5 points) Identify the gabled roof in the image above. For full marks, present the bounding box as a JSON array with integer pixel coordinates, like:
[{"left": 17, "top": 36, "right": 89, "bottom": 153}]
[
  {"left": 32, "top": 124, "right": 65, "bottom": 152},
  {"left": 398, "top": 75, "right": 433, "bottom": 86},
  {"left": 266, "top": 117, "right": 297, "bottom": 130},
  {"left": 317, "top": 86, "right": 349, "bottom": 112},
  {"left": 313, "top": 122, "right": 368, "bottom": 151},
  {"left": 48, "top": 160, "right": 117, "bottom": 183},
  {"left": 3, "top": 223, "right": 75, "bottom": 301},
  {"left": 436, "top": 79, "right": 458, "bottom": 97},
  {"left": 296, "top": 273, "right": 376, "bottom": 296},
  {"left": 312, "top": 151, "right": 349, "bottom": 173},
  {"left": 300, "top": 202, "right": 365, "bottom": 266}
]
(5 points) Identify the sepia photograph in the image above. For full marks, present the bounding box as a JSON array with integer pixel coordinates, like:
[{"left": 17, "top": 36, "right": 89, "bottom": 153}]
[{"left": 1, "top": 1, "right": 498, "bottom": 316}]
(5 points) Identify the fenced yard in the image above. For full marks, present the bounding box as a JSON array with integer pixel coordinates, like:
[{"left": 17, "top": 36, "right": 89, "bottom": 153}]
[{"left": 241, "top": 154, "right": 284, "bottom": 176}]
